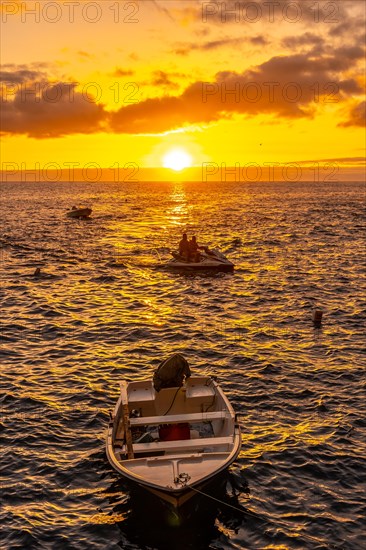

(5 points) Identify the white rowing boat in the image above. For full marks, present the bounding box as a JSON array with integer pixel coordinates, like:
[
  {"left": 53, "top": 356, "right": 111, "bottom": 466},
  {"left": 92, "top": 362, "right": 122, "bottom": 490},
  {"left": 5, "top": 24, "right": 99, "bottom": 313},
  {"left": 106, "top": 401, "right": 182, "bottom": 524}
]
[
  {"left": 166, "top": 249, "right": 234, "bottom": 272},
  {"left": 106, "top": 375, "right": 241, "bottom": 508}
]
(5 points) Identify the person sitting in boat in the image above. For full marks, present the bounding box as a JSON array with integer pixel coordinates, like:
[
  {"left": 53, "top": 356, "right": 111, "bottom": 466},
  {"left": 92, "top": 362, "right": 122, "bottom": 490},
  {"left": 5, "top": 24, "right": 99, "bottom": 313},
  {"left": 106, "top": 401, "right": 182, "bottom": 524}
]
[
  {"left": 153, "top": 353, "right": 191, "bottom": 392},
  {"left": 188, "top": 235, "right": 204, "bottom": 262},
  {"left": 179, "top": 233, "right": 190, "bottom": 261}
]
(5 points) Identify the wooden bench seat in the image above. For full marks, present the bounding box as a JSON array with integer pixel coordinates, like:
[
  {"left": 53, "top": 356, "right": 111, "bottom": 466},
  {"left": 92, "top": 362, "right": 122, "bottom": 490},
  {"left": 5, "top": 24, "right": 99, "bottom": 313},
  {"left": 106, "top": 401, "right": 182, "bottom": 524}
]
[
  {"left": 119, "top": 435, "right": 233, "bottom": 454},
  {"left": 129, "top": 411, "right": 229, "bottom": 427}
]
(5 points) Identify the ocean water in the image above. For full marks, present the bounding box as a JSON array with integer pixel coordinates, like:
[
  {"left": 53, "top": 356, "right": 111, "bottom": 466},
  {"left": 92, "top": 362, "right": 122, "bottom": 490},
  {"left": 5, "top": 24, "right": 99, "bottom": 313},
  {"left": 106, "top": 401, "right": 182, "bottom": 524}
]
[{"left": 0, "top": 180, "right": 365, "bottom": 550}]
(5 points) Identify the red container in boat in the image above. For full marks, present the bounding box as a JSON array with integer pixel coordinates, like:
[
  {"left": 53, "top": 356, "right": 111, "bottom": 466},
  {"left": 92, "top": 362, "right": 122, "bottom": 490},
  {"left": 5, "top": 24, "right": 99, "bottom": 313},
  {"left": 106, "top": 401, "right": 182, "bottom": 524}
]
[{"left": 159, "top": 423, "right": 190, "bottom": 441}]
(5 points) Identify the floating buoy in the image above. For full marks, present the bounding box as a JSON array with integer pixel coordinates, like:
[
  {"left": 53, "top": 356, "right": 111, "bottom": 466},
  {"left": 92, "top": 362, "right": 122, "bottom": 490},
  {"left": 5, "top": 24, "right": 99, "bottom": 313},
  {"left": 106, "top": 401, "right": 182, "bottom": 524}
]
[
  {"left": 312, "top": 309, "right": 323, "bottom": 326},
  {"left": 317, "top": 398, "right": 328, "bottom": 412}
]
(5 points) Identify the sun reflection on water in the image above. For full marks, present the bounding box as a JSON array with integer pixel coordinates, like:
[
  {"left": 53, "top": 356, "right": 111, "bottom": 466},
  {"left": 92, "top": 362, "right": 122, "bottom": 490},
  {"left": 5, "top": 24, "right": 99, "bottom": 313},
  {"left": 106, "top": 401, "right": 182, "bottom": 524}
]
[{"left": 166, "top": 182, "right": 191, "bottom": 227}]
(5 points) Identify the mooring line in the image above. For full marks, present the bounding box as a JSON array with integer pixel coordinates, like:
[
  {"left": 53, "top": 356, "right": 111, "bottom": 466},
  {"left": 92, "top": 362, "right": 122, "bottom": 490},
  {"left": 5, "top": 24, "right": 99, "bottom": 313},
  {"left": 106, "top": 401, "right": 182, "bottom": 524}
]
[
  {"left": 188, "top": 485, "right": 255, "bottom": 516},
  {"left": 190, "top": 486, "right": 330, "bottom": 547}
]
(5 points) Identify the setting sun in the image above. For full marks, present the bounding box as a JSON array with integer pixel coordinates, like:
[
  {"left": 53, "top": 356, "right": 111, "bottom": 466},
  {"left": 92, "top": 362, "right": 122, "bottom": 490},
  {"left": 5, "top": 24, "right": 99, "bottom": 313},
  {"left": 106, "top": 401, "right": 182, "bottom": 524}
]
[{"left": 163, "top": 149, "right": 192, "bottom": 172}]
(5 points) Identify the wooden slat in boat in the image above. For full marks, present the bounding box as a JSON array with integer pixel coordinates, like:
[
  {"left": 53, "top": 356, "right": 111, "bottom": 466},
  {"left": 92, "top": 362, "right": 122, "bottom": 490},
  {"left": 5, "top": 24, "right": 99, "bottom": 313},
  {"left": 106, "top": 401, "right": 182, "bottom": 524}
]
[
  {"left": 120, "top": 381, "right": 134, "bottom": 459},
  {"left": 120, "top": 435, "right": 234, "bottom": 454},
  {"left": 129, "top": 410, "right": 229, "bottom": 427}
]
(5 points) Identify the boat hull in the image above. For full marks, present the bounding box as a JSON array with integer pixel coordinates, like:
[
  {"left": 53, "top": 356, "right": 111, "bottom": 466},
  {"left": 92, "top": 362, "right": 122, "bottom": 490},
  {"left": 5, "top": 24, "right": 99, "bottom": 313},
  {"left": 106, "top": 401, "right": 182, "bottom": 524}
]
[
  {"left": 67, "top": 208, "right": 92, "bottom": 219},
  {"left": 144, "top": 472, "right": 227, "bottom": 508},
  {"left": 166, "top": 250, "right": 234, "bottom": 272},
  {"left": 106, "top": 376, "right": 241, "bottom": 509},
  {"left": 167, "top": 261, "right": 234, "bottom": 272},
  {"left": 106, "top": 436, "right": 241, "bottom": 508}
]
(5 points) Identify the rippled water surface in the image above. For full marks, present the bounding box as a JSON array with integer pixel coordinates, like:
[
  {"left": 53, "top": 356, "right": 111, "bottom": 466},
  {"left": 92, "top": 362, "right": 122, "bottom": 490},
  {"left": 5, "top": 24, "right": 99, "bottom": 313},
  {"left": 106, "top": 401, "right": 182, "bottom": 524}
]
[{"left": 1, "top": 181, "right": 365, "bottom": 549}]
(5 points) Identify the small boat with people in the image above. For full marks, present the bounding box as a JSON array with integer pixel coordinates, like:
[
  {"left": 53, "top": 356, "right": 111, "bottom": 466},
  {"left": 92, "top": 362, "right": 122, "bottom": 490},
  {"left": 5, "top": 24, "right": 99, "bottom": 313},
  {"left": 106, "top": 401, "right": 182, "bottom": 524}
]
[
  {"left": 106, "top": 354, "right": 241, "bottom": 508},
  {"left": 166, "top": 233, "right": 234, "bottom": 272},
  {"left": 167, "top": 248, "right": 234, "bottom": 272},
  {"left": 66, "top": 206, "right": 92, "bottom": 219}
]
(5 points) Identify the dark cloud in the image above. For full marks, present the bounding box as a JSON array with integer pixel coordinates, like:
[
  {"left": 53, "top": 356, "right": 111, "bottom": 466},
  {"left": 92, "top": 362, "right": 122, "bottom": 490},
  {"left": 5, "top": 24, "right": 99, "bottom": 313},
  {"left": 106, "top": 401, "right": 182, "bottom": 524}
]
[
  {"left": 109, "top": 48, "right": 364, "bottom": 133},
  {"left": 334, "top": 45, "right": 365, "bottom": 61},
  {"left": 77, "top": 51, "right": 93, "bottom": 58},
  {"left": 282, "top": 33, "right": 324, "bottom": 49},
  {"left": 151, "top": 70, "right": 180, "bottom": 89},
  {"left": 339, "top": 101, "right": 366, "bottom": 128},
  {"left": 200, "top": 38, "right": 239, "bottom": 50},
  {"left": 113, "top": 68, "right": 135, "bottom": 77},
  {"left": 250, "top": 35, "right": 269, "bottom": 46},
  {"left": 1, "top": 81, "right": 106, "bottom": 138},
  {"left": 175, "top": 35, "right": 268, "bottom": 55},
  {"left": 174, "top": 35, "right": 269, "bottom": 55},
  {"left": 296, "top": 157, "right": 366, "bottom": 165},
  {"left": 338, "top": 79, "right": 363, "bottom": 95},
  {"left": 2, "top": 46, "right": 364, "bottom": 138},
  {"left": 0, "top": 69, "right": 47, "bottom": 84},
  {"left": 329, "top": 18, "right": 366, "bottom": 38},
  {"left": 175, "top": 37, "right": 240, "bottom": 55},
  {"left": 109, "top": 92, "right": 216, "bottom": 134}
]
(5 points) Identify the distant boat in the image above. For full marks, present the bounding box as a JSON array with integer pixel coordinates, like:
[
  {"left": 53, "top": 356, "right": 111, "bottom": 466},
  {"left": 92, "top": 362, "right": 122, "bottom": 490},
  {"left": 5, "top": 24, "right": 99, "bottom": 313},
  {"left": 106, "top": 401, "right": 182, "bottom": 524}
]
[
  {"left": 66, "top": 207, "right": 92, "bottom": 219},
  {"left": 106, "top": 374, "right": 241, "bottom": 508},
  {"left": 167, "top": 248, "right": 234, "bottom": 272}
]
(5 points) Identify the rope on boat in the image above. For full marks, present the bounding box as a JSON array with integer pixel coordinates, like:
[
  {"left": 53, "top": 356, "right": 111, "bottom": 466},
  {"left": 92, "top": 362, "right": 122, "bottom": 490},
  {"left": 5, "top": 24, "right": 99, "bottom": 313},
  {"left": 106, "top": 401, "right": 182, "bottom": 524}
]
[
  {"left": 190, "top": 485, "right": 329, "bottom": 547},
  {"left": 188, "top": 485, "right": 252, "bottom": 516},
  {"left": 161, "top": 386, "right": 181, "bottom": 416}
]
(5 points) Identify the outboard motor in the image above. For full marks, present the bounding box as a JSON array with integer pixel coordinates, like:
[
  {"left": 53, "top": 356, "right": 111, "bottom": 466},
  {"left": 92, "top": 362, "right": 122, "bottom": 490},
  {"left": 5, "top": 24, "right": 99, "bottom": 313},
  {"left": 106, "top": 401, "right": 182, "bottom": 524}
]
[{"left": 153, "top": 353, "right": 191, "bottom": 392}]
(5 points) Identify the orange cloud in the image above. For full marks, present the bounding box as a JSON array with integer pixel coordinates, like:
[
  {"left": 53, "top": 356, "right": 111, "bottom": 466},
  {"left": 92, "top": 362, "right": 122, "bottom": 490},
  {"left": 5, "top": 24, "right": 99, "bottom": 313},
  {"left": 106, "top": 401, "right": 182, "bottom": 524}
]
[
  {"left": 150, "top": 70, "right": 180, "bottom": 89},
  {"left": 1, "top": 81, "right": 106, "bottom": 138},
  {"left": 110, "top": 47, "right": 364, "bottom": 133},
  {"left": 1, "top": 42, "right": 364, "bottom": 138},
  {"left": 339, "top": 101, "right": 366, "bottom": 128},
  {"left": 174, "top": 35, "right": 269, "bottom": 55},
  {"left": 112, "top": 68, "right": 135, "bottom": 78}
]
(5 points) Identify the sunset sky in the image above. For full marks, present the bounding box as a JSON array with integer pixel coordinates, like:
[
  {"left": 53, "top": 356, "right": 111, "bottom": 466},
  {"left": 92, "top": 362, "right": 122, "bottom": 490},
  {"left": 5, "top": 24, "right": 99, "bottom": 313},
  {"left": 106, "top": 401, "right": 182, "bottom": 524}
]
[{"left": 1, "top": 0, "right": 365, "bottom": 180}]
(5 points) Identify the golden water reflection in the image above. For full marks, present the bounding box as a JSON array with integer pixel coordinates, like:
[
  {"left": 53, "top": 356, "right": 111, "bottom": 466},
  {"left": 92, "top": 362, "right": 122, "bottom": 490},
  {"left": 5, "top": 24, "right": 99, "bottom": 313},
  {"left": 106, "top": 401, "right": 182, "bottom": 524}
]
[
  {"left": 166, "top": 182, "right": 191, "bottom": 227},
  {"left": 240, "top": 413, "right": 343, "bottom": 462}
]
